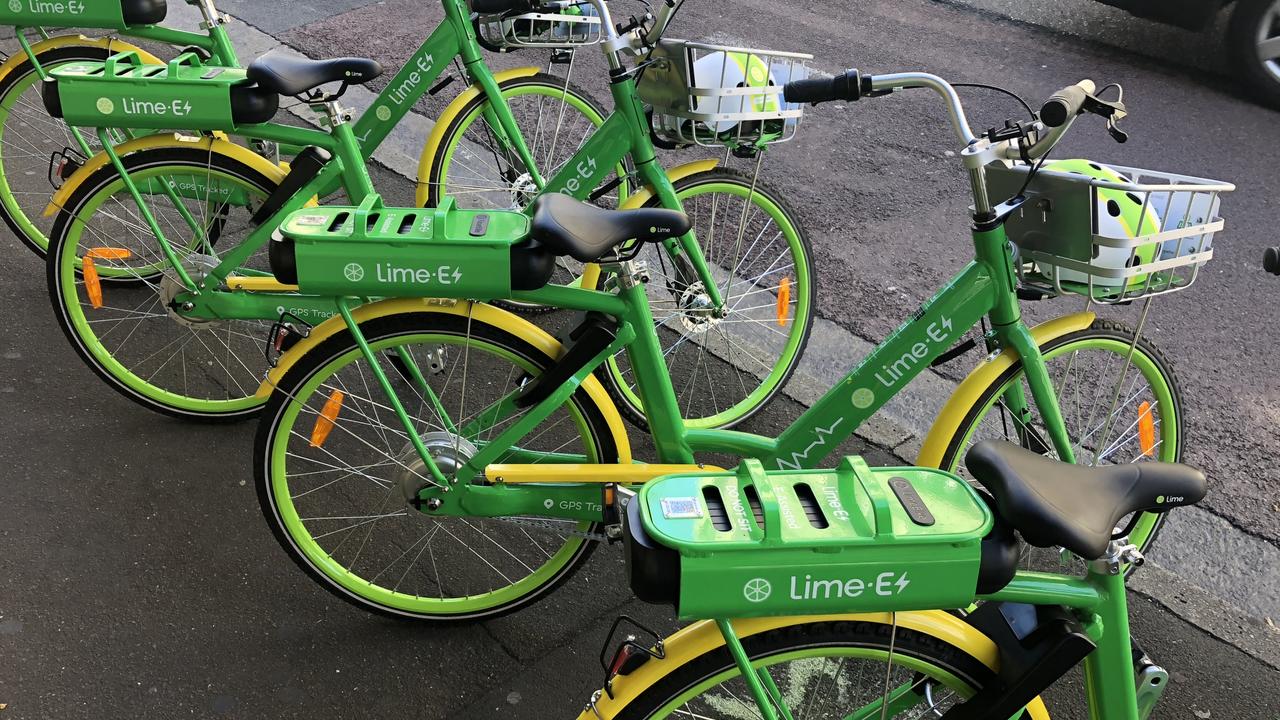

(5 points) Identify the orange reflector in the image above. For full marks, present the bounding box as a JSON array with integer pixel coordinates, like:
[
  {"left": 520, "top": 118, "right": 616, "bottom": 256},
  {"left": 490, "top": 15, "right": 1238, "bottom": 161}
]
[
  {"left": 86, "top": 247, "right": 132, "bottom": 260},
  {"left": 83, "top": 256, "right": 103, "bottom": 309},
  {"left": 1137, "top": 401, "right": 1156, "bottom": 458},
  {"left": 776, "top": 276, "right": 792, "bottom": 327},
  {"left": 309, "top": 390, "right": 345, "bottom": 448}
]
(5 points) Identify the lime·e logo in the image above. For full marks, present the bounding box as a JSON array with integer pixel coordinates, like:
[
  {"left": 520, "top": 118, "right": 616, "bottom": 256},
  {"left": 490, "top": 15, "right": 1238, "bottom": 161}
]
[
  {"left": 851, "top": 387, "right": 874, "bottom": 409},
  {"left": 8, "top": 0, "right": 22, "bottom": 13},
  {"left": 343, "top": 263, "right": 365, "bottom": 282},
  {"left": 1156, "top": 495, "right": 1164, "bottom": 504},
  {"left": 95, "top": 97, "right": 114, "bottom": 114},
  {"left": 743, "top": 577, "right": 771, "bottom": 603},
  {"left": 375, "top": 105, "right": 392, "bottom": 121}
]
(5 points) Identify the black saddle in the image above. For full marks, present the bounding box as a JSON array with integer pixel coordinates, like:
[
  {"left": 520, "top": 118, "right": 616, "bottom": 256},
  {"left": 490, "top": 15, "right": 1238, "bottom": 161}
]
[
  {"left": 121, "top": 0, "right": 166, "bottom": 25},
  {"left": 528, "top": 193, "right": 691, "bottom": 263},
  {"left": 965, "top": 441, "right": 1207, "bottom": 560},
  {"left": 247, "top": 49, "right": 383, "bottom": 96}
]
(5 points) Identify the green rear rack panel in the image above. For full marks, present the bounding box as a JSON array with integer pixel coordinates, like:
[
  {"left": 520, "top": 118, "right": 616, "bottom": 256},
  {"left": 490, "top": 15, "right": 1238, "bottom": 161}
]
[
  {"left": 639, "top": 456, "right": 993, "bottom": 619},
  {"left": 281, "top": 196, "right": 531, "bottom": 300}
]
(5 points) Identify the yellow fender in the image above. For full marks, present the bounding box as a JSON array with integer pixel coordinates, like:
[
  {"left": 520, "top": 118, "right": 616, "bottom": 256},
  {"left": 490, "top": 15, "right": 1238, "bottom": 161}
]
[
  {"left": 257, "top": 297, "right": 632, "bottom": 464},
  {"left": 0, "top": 33, "right": 162, "bottom": 84},
  {"left": 43, "top": 132, "right": 287, "bottom": 217},
  {"left": 580, "top": 610, "right": 1050, "bottom": 719},
  {"left": 414, "top": 66, "right": 542, "bottom": 207},
  {"left": 617, "top": 158, "right": 720, "bottom": 210},
  {"left": 915, "top": 312, "right": 1096, "bottom": 468}
]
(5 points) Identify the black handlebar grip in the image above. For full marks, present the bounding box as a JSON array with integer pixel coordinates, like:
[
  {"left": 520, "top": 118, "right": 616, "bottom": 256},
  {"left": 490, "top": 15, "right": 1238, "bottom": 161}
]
[
  {"left": 783, "top": 69, "right": 862, "bottom": 104},
  {"left": 1040, "top": 80, "right": 1095, "bottom": 127},
  {"left": 470, "top": 0, "right": 537, "bottom": 14},
  {"left": 1265, "top": 247, "right": 1280, "bottom": 276}
]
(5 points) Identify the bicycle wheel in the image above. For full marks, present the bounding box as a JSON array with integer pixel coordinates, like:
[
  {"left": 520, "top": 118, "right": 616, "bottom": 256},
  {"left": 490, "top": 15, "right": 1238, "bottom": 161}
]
[
  {"left": 611, "top": 618, "right": 1029, "bottom": 719},
  {"left": 422, "top": 70, "right": 625, "bottom": 312},
  {"left": 604, "top": 169, "right": 814, "bottom": 430},
  {"left": 0, "top": 42, "right": 115, "bottom": 257},
  {"left": 935, "top": 318, "right": 1182, "bottom": 568},
  {"left": 254, "top": 309, "right": 620, "bottom": 621},
  {"left": 46, "top": 146, "right": 279, "bottom": 420}
]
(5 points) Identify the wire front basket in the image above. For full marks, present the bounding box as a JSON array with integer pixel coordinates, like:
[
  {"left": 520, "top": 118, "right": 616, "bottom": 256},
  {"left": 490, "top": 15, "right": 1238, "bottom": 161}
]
[
  {"left": 986, "top": 161, "right": 1235, "bottom": 304},
  {"left": 473, "top": 0, "right": 604, "bottom": 49},
  {"left": 637, "top": 39, "right": 812, "bottom": 150}
]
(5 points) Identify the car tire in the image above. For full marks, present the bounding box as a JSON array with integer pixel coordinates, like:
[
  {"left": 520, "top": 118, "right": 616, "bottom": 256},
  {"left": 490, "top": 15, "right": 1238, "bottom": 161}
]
[{"left": 1228, "top": 0, "right": 1280, "bottom": 109}]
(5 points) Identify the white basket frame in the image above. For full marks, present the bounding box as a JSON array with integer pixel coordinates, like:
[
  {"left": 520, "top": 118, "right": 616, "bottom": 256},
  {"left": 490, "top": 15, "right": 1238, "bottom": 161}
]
[
  {"left": 637, "top": 39, "right": 812, "bottom": 150},
  {"left": 987, "top": 162, "right": 1236, "bottom": 304},
  {"left": 474, "top": 1, "right": 604, "bottom": 49}
]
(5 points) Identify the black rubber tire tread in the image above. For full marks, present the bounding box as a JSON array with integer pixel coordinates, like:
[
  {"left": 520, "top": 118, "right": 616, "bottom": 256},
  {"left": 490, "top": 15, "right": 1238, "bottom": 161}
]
[
  {"left": 0, "top": 44, "right": 115, "bottom": 257},
  {"left": 935, "top": 318, "right": 1184, "bottom": 568},
  {"left": 1228, "top": 0, "right": 1280, "bottom": 111},
  {"left": 253, "top": 309, "right": 619, "bottom": 622},
  {"left": 600, "top": 167, "right": 816, "bottom": 431},
  {"left": 45, "top": 146, "right": 279, "bottom": 421},
  {"left": 612, "top": 619, "right": 999, "bottom": 720}
]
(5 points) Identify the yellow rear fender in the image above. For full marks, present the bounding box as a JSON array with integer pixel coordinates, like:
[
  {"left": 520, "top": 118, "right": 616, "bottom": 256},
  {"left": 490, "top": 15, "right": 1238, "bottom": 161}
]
[
  {"left": 256, "top": 298, "right": 632, "bottom": 463},
  {"left": 413, "top": 66, "right": 542, "bottom": 207},
  {"left": 43, "top": 132, "right": 287, "bottom": 217},
  {"left": 0, "top": 34, "right": 161, "bottom": 84},
  {"left": 915, "top": 312, "right": 1096, "bottom": 468},
  {"left": 580, "top": 611, "right": 1050, "bottom": 719}
]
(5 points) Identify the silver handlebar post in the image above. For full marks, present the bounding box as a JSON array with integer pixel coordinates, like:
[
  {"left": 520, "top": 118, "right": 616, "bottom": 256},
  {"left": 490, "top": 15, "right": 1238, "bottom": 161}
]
[
  {"left": 642, "top": 0, "right": 685, "bottom": 46},
  {"left": 581, "top": 0, "right": 626, "bottom": 70}
]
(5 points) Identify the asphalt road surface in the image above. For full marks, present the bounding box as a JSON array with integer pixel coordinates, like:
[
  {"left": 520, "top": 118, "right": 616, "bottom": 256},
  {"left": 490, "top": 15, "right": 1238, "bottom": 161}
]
[{"left": 2, "top": 0, "right": 1279, "bottom": 718}]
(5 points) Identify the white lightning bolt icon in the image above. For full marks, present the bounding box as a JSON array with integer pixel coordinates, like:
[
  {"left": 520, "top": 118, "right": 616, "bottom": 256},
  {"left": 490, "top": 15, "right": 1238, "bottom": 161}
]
[
  {"left": 452, "top": 267, "right": 463, "bottom": 283},
  {"left": 896, "top": 572, "right": 910, "bottom": 593},
  {"left": 941, "top": 316, "right": 952, "bottom": 331}
]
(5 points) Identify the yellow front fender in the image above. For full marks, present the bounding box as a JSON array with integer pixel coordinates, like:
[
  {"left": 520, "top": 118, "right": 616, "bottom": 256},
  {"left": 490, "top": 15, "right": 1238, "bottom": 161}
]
[
  {"left": 413, "top": 66, "right": 542, "bottom": 207},
  {"left": 616, "top": 158, "right": 720, "bottom": 209},
  {"left": 43, "top": 132, "right": 287, "bottom": 217},
  {"left": 915, "top": 311, "right": 1096, "bottom": 468},
  {"left": 581, "top": 611, "right": 1050, "bottom": 719},
  {"left": 256, "top": 298, "right": 632, "bottom": 463},
  {"left": 0, "top": 33, "right": 162, "bottom": 85}
]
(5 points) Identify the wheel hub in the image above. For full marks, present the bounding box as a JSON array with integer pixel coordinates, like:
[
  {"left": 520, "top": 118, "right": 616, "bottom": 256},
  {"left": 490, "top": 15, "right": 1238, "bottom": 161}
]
[
  {"left": 510, "top": 172, "right": 539, "bottom": 208},
  {"left": 396, "top": 431, "right": 480, "bottom": 505},
  {"left": 675, "top": 282, "right": 720, "bottom": 333},
  {"left": 159, "top": 254, "right": 221, "bottom": 327}
]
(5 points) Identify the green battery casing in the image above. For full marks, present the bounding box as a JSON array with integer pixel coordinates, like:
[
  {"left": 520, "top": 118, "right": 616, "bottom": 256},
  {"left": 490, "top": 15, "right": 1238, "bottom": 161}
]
[
  {"left": 45, "top": 52, "right": 269, "bottom": 131},
  {"left": 1, "top": 0, "right": 136, "bottom": 30},
  {"left": 278, "top": 196, "right": 531, "bottom": 300},
  {"left": 637, "top": 456, "right": 993, "bottom": 620}
]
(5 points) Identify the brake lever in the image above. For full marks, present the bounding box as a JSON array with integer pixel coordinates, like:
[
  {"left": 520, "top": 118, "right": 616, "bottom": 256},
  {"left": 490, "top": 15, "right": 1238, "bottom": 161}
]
[{"left": 1106, "top": 117, "right": 1128, "bottom": 144}]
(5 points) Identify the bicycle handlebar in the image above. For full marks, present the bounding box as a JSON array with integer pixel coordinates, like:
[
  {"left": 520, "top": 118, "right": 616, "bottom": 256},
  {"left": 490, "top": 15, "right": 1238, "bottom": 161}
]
[
  {"left": 469, "top": 0, "right": 537, "bottom": 13},
  {"left": 1265, "top": 247, "right": 1280, "bottom": 276},
  {"left": 781, "top": 69, "right": 863, "bottom": 104},
  {"left": 1040, "top": 80, "right": 1097, "bottom": 127}
]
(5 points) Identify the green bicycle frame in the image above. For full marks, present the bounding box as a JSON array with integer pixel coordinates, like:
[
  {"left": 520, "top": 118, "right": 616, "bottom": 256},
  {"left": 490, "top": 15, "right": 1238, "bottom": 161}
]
[
  {"left": 385, "top": 213, "right": 1076, "bottom": 526},
  {"left": 89, "top": 0, "right": 725, "bottom": 324}
]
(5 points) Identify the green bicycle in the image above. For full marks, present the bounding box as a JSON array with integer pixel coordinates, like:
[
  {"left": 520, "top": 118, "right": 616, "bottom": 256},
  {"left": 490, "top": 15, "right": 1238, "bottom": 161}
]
[
  {"left": 39, "top": 0, "right": 815, "bottom": 428},
  {"left": 577, "top": 442, "right": 1207, "bottom": 719},
  {"left": 246, "top": 70, "right": 1229, "bottom": 619}
]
